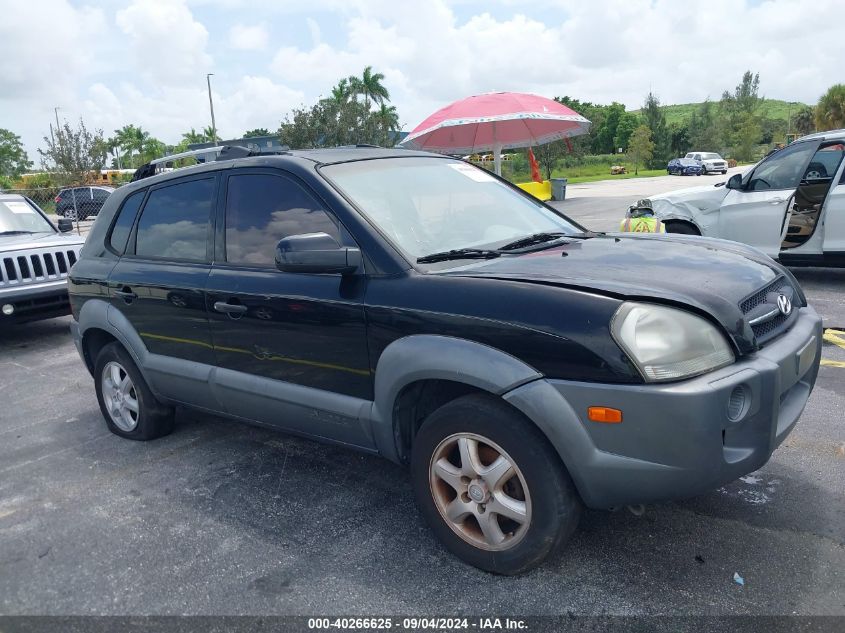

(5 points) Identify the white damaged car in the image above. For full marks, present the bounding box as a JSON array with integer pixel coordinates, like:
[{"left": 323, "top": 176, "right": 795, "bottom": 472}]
[{"left": 649, "top": 130, "right": 845, "bottom": 267}]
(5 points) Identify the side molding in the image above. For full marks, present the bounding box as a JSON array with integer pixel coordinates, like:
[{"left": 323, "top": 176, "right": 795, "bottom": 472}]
[{"left": 370, "top": 335, "right": 542, "bottom": 461}]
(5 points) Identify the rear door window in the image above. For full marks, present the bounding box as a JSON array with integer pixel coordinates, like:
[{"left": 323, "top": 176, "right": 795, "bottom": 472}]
[
  {"left": 223, "top": 173, "right": 340, "bottom": 266},
  {"left": 135, "top": 178, "right": 214, "bottom": 262}
]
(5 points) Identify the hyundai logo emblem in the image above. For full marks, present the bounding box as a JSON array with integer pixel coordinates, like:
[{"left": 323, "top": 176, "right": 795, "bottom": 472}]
[{"left": 776, "top": 294, "right": 792, "bottom": 316}]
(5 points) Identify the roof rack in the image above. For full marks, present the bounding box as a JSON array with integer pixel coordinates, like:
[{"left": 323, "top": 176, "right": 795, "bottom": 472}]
[
  {"left": 149, "top": 146, "right": 224, "bottom": 165},
  {"left": 131, "top": 144, "right": 290, "bottom": 182}
]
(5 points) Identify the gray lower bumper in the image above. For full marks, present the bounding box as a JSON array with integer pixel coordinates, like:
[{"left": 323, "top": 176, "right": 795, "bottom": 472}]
[{"left": 504, "top": 307, "right": 823, "bottom": 509}]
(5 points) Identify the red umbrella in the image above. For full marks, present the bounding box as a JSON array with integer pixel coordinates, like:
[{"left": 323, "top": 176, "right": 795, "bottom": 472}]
[{"left": 399, "top": 92, "right": 590, "bottom": 175}]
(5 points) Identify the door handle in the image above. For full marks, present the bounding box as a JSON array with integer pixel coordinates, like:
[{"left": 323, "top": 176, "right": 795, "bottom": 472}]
[
  {"left": 114, "top": 288, "right": 137, "bottom": 302},
  {"left": 214, "top": 301, "right": 248, "bottom": 316},
  {"left": 769, "top": 197, "right": 786, "bottom": 204}
]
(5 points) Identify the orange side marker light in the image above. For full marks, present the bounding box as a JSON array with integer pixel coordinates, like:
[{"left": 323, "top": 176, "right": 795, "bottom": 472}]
[{"left": 588, "top": 407, "right": 623, "bottom": 423}]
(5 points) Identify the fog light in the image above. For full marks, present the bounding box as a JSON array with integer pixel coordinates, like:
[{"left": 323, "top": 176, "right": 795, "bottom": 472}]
[
  {"left": 1, "top": 304, "right": 14, "bottom": 316},
  {"left": 727, "top": 384, "right": 750, "bottom": 422}
]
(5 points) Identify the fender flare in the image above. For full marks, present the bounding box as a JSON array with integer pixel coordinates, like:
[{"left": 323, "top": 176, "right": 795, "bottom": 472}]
[
  {"left": 77, "top": 298, "right": 152, "bottom": 383},
  {"left": 369, "top": 334, "right": 542, "bottom": 461}
]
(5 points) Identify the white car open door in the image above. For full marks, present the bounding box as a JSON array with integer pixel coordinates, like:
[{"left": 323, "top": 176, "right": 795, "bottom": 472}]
[{"left": 716, "top": 141, "right": 821, "bottom": 258}]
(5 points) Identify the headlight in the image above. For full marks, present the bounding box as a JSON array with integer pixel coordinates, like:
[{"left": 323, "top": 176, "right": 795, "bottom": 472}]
[{"left": 611, "top": 302, "right": 735, "bottom": 382}]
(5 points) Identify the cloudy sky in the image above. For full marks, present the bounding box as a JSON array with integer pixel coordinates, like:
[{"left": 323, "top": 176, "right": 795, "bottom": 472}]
[{"left": 2, "top": 0, "right": 843, "bottom": 159}]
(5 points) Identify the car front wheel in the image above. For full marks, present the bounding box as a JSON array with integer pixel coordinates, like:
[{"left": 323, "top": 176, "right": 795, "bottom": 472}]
[{"left": 410, "top": 394, "right": 582, "bottom": 575}]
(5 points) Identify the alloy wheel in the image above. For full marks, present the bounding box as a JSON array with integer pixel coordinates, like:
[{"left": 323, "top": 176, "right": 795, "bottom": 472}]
[
  {"left": 101, "top": 361, "right": 140, "bottom": 432},
  {"left": 429, "top": 432, "right": 531, "bottom": 551}
]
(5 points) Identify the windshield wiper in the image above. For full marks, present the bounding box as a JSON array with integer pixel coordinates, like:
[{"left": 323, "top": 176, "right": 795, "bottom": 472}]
[
  {"left": 0, "top": 230, "right": 36, "bottom": 235},
  {"left": 417, "top": 248, "right": 502, "bottom": 264},
  {"left": 498, "top": 232, "right": 568, "bottom": 251}
]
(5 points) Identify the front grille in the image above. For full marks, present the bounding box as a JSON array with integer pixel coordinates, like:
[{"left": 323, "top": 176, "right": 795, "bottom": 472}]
[
  {"left": 0, "top": 246, "right": 81, "bottom": 287},
  {"left": 740, "top": 276, "right": 796, "bottom": 345}
]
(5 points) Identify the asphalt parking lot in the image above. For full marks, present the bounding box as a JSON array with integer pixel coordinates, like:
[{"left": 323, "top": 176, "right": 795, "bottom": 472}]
[{"left": 1, "top": 177, "right": 843, "bottom": 617}]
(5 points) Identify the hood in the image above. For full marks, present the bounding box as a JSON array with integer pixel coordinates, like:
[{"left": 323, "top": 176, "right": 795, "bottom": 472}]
[
  {"left": 436, "top": 234, "right": 792, "bottom": 354},
  {"left": 0, "top": 231, "right": 85, "bottom": 252},
  {"left": 647, "top": 183, "right": 730, "bottom": 225}
]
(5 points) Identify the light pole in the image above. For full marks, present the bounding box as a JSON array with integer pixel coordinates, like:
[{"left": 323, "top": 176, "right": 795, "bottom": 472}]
[{"left": 206, "top": 73, "right": 218, "bottom": 146}]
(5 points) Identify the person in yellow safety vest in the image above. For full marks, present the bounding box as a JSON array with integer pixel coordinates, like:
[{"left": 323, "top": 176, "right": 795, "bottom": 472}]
[{"left": 619, "top": 199, "right": 666, "bottom": 233}]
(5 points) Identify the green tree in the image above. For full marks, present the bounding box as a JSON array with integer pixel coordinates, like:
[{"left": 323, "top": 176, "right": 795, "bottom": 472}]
[
  {"left": 374, "top": 104, "right": 400, "bottom": 145},
  {"left": 815, "top": 84, "right": 845, "bottom": 131},
  {"left": 641, "top": 92, "right": 670, "bottom": 168},
  {"left": 181, "top": 128, "right": 208, "bottom": 145},
  {"left": 719, "top": 71, "right": 764, "bottom": 159},
  {"left": 38, "top": 118, "right": 106, "bottom": 185},
  {"left": 593, "top": 102, "right": 625, "bottom": 154},
  {"left": 202, "top": 125, "right": 219, "bottom": 143},
  {"left": 0, "top": 128, "right": 32, "bottom": 178},
  {"left": 627, "top": 125, "right": 654, "bottom": 175},
  {"left": 355, "top": 65, "right": 390, "bottom": 110},
  {"left": 243, "top": 128, "right": 271, "bottom": 138},
  {"left": 668, "top": 121, "right": 691, "bottom": 157},
  {"left": 790, "top": 105, "right": 816, "bottom": 136},
  {"left": 613, "top": 112, "right": 639, "bottom": 152},
  {"left": 532, "top": 141, "right": 568, "bottom": 180},
  {"left": 330, "top": 78, "right": 352, "bottom": 104},
  {"left": 688, "top": 99, "right": 720, "bottom": 150}
]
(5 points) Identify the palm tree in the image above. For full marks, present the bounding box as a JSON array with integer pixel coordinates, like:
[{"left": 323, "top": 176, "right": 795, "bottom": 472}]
[
  {"left": 113, "top": 124, "right": 141, "bottom": 167},
  {"left": 791, "top": 105, "right": 815, "bottom": 136},
  {"left": 331, "top": 78, "right": 351, "bottom": 104},
  {"left": 815, "top": 84, "right": 845, "bottom": 131},
  {"left": 202, "top": 125, "right": 219, "bottom": 144},
  {"left": 181, "top": 128, "right": 207, "bottom": 145},
  {"left": 375, "top": 104, "right": 400, "bottom": 146},
  {"left": 351, "top": 66, "right": 390, "bottom": 110},
  {"left": 376, "top": 104, "right": 399, "bottom": 130}
]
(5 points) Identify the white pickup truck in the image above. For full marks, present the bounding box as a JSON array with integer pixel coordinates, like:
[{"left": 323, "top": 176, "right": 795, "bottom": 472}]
[
  {"left": 685, "top": 151, "right": 728, "bottom": 174},
  {"left": 649, "top": 130, "right": 845, "bottom": 267}
]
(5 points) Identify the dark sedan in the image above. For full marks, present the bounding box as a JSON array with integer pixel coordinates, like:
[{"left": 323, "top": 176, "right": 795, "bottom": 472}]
[{"left": 667, "top": 158, "right": 703, "bottom": 176}]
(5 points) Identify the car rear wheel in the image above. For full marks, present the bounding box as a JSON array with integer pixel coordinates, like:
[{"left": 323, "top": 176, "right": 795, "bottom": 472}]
[
  {"left": 94, "top": 342, "right": 174, "bottom": 440},
  {"left": 410, "top": 393, "right": 582, "bottom": 575}
]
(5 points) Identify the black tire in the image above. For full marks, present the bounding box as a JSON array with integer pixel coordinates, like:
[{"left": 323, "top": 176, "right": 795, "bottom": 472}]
[
  {"left": 94, "top": 342, "right": 174, "bottom": 440},
  {"left": 410, "top": 393, "right": 582, "bottom": 575},
  {"left": 701, "top": 166, "right": 708, "bottom": 175},
  {"left": 722, "top": 170, "right": 727, "bottom": 175},
  {"left": 665, "top": 221, "right": 700, "bottom": 235}
]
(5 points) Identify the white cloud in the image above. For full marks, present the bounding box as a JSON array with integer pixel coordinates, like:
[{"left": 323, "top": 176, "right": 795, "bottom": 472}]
[
  {"left": 0, "top": 0, "right": 106, "bottom": 100},
  {"left": 228, "top": 22, "right": 269, "bottom": 50},
  {"left": 116, "top": 0, "right": 212, "bottom": 86}
]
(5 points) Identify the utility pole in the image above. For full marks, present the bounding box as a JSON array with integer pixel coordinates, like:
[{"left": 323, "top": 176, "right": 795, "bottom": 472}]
[
  {"left": 206, "top": 74, "right": 218, "bottom": 146},
  {"left": 54, "top": 106, "right": 61, "bottom": 133}
]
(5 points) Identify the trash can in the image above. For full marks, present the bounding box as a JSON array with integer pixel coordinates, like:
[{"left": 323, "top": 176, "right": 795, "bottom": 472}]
[{"left": 551, "top": 177, "right": 568, "bottom": 201}]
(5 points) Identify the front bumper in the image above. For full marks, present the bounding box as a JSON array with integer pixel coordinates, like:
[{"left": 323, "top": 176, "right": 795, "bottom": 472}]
[
  {"left": 0, "top": 279, "right": 71, "bottom": 323},
  {"left": 504, "top": 306, "right": 822, "bottom": 508}
]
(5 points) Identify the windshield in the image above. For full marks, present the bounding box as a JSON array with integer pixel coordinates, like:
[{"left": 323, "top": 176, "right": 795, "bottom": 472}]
[
  {"left": 701, "top": 153, "right": 721, "bottom": 160},
  {"left": 0, "top": 198, "right": 55, "bottom": 234},
  {"left": 322, "top": 157, "right": 581, "bottom": 261}
]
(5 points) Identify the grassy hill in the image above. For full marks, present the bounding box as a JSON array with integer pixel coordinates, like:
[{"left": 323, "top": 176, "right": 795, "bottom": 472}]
[{"left": 632, "top": 99, "right": 811, "bottom": 124}]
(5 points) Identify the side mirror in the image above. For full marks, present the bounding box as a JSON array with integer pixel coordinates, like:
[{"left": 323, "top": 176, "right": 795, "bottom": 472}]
[
  {"left": 57, "top": 218, "right": 74, "bottom": 232},
  {"left": 725, "top": 174, "right": 743, "bottom": 190},
  {"left": 275, "top": 232, "right": 361, "bottom": 275}
]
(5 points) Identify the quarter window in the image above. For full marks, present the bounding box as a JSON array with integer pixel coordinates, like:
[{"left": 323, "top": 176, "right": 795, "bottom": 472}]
[
  {"left": 135, "top": 178, "right": 214, "bottom": 261},
  {"left": 224, "top": 173, "right": 340, "bottom": 266},
  {"left": 109, "top": 190, "right": 145, "bottom": 253}
]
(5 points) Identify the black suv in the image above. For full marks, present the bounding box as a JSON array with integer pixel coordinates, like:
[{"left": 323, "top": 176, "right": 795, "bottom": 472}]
[
  {"left": 68, "top": 148, "right": 822, "bottom": 574},
  {"left": 56, "top": 185, "right": 114, "bottom": 220}
]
